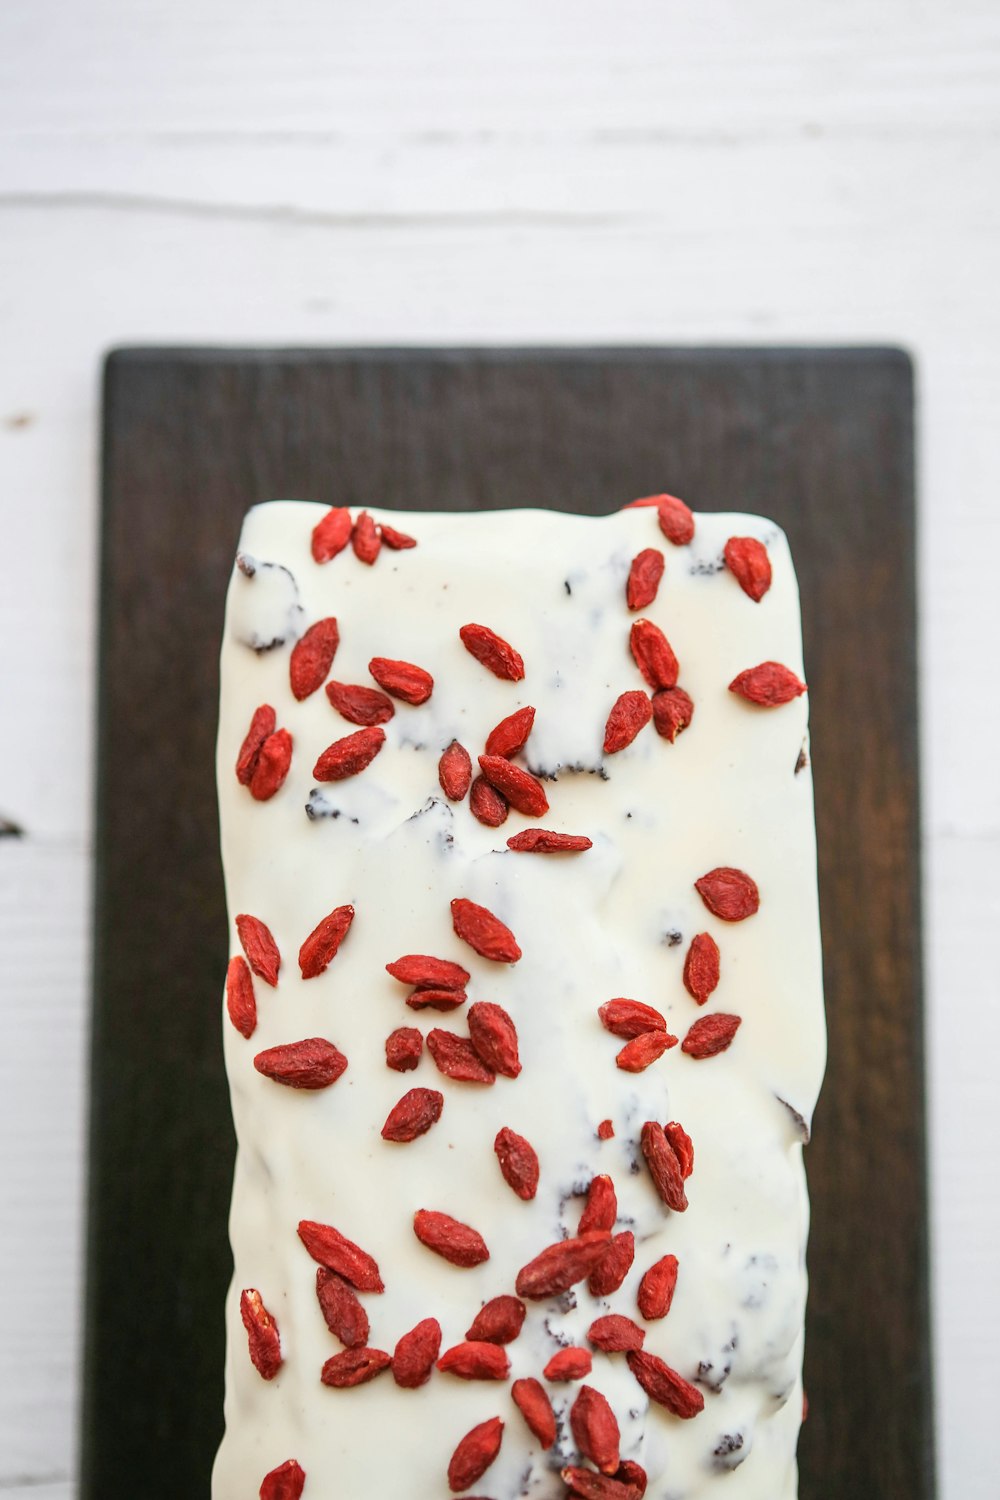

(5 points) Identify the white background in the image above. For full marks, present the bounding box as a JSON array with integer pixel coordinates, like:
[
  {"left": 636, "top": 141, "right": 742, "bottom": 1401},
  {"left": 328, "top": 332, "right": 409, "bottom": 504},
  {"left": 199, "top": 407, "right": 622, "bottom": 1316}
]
[{"left": 1, "top": 4, "right": 997, "bottom": 1497}]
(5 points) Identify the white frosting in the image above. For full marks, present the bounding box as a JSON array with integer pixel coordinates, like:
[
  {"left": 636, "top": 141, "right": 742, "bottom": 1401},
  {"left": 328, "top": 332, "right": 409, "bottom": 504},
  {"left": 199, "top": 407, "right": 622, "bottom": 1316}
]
[{"left": 213, "top": 501, "right": 826, "bottom": 1499}]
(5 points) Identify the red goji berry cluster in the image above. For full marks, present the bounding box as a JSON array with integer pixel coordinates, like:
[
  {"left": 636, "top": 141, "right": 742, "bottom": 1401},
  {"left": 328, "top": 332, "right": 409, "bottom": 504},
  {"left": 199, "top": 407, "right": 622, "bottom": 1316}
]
[{"left": 231, "top": 498, "right": 811, "bottom": 1498}]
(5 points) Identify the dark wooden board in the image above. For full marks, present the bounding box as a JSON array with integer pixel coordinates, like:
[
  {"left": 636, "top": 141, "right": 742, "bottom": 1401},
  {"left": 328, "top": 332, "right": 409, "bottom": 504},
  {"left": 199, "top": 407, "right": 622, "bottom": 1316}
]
[{"left": 86, "top": 348, "right": 931, "bottom": 1499}]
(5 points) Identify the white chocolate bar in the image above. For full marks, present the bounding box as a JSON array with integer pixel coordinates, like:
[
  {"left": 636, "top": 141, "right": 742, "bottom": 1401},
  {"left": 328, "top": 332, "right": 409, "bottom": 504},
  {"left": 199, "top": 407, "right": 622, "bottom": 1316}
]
[{"left": 214, "top": 500, "right": 826, "bottom": 1500}]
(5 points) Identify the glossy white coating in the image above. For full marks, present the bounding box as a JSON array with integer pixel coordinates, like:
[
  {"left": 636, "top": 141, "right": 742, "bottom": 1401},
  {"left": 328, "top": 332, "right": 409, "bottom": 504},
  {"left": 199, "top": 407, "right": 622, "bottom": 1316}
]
[{"left": 213, "top": 500, "right": 825, "bottom": 1499}]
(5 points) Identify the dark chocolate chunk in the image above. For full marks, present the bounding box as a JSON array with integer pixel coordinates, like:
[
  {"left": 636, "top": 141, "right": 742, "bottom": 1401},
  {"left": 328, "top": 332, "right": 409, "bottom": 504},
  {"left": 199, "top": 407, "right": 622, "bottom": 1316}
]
[
  {"left": 231, "top": 554, "right": 303, "bottom": 652},
  {"left": 777, "top": 1095, "right": 811, "bottom": 1144},
  {"left": 305, "top": 790, "right": 359, "bottom": 824},
  {"left": 713, "top": 1432, "right": 748, "bottom": 1471},
  {"left": 698, "top": 1331, "right": 737, "bottom": 1393},
  {"left": 528, "top": 760, "right": 609, "bottom": 783}
]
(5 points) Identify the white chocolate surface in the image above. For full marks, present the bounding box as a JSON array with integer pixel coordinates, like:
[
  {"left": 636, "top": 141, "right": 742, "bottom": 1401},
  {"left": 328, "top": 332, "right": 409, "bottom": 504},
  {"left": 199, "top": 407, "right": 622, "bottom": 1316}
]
[{"left": 214, "top": 501, "right": 826, "bottom": 1499}]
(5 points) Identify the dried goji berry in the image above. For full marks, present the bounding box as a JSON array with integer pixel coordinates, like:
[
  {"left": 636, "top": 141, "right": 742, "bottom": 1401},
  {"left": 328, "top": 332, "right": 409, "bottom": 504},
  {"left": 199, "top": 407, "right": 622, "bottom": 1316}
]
[
  {"left": 515, "top": 1231, "right": 612, "bottom": 1300},
  {"left": 729, "top": 661, "right": 807, "bottom": 705},
  {"left": 626, "top": 1349, "right": 704, "bottom": 1418},
  {"left": 622, "top": 494, "right": 664, "bottom": 508},
  {"left": 507, "top": 828, "right": 593, "bottom": 853},
  {"left": 614, "top": 1461, "right": 647, "bottom": 1496},
  {"left": 724, "top": 534, "right": 772, "bottom": 600},
  {"left": 494, "top": 1126, "right": 539, "bottom": 1200},
  {"left": 451, "top": 897, "right": 522, "bottom": 963},
  {"left": 604, "top": 691, "right": 652, "bottom": 754},
  {"left": 298, "top": 904, "right": 355, "bottom": 978},
  {"left": 640, "top": 1122, "right": 688, "bottom": 1212},
  {"left": 588, "top": 1230, "right": 635, "bottom": 1297},
  {"left": 578, "top": 1175, "right": 617, "bottom": 1234},
  {"left": 629, "top": 618, "right": 679, "bottom": 691},
  {"left": 683, "top": 932, "right": 720, "bottom": 1004},
  {"left": 260, "top": 1458, "right": 306, "bottom": 1500},
  {"left": 512, "top": 1377, "right": 557, "bottom": 1448},
  {"left": 316, "top": 1268, "right": 370, "bottom": 1348},
  {"left": 664, "top": 1121, "right": 694, "bottom": 1179},
  {"left": 235, "top": 913, "right": 280, "bottom": 987},
  {"left": 236, "top": 703, "right": 276, "bottom": 784},
  {"left": 311, "top": 506, "right": 352, "bottom": 563},
  {"left": 598, "top": 998, "right": 667, "bottom": 1039},
  {"left": 637, "top": 1254, "right": 679, "bottom": 1321},
  {"left": 427, "top": 1029, "right": 496, "bottom": 1085},
  {"left": 466, "top": 1295, "right": 526, "bottom": 1345},
  {"left": 485, "top": 705, "right": 536, "bottom": 757},
  {"left": 437, "top": 1341, "right": 511, "bottom": 1381},
  {"left": 413, "top": 1209, "right": 490, "bottom": 1267},
  {"left": 477, "top": 754, "right": 549, "bottom": 817},
  {"left": 325, "top": 680, "right": 395, "bottom": 726},
  {"left": 470, "top": 774, "right": 509, "bottom": 826},
  {"left": 379, "top": 523, "right": 417, "bottom": 550},
  {"left": 656, "top": 494, "right": 695, "bottom": 545},
  {"left": 240, "top": 1289, "right": 282, "bottom": 1379},
  {"left": 694, "top": 866, "right": 759, "bottom": 921},
  {"left": 254, "top": 1038, "right": 348, "bottom": 1090},
  {"left": 385, "top": 1026, "right": 423, "bottom": 1071},
  {"left": 290, "top": 616, "right": 340, "bottom": 700},
  {"left": 351, "top": 510, "right": 382, "bottom": 565},
  {"left": 225, "top": 956, "right": 257, "bottom": 1039},
  {"left": 249, "top": 728, "right": 293, "bottom": 800},
  {"left": 386, "top": 954, "right": 470, "bottom": 989},
  {"left": 651, "top": 686, "right": 694, "bottom": 742},
  {"left": 561, "top": 1465, "right": 642, "bottom": 1499},
  {"left": 297, "top": 1221, "right": 384, "bottom": 1292},
  {"left": 468, "top": 1002, "right": 521, "bottom": 1078},
  {"left": 459, "top": 622, "right": 525, "bottom": 681},
  {"left": 626, "top": 548, "right": 665, "bottom": 610},
  {"left": 313, "top": 725, "right": 386, "bottom": 781},
  {"left": 320, "top": 1346, "right": 391, "bottom": 1387},
  {"left": 439, "top": 740, "right": 473, "bottom": 801},
  {"left": 682, "top": 1012, "right": 742, "bottom": 1058},
  {"left": 368, "top": 656, "right": 434, "bottom": 705},
  {"left": 405, "top": 986, "right": 468, "bottom": 1012},
  {"left": 615, "top": 1030, "right": 677, "bottom": 1072},
  {"left": 392, "top": 1316, "right": 442, "bottom": 1388},
  {"left": 448, "top": 1415, "right": 504, "bottom": 1493},
  {"left": 544, "top": 1346, "right": 592, "bottom": 1381},
  {"left": 571, "top": 1383, "right": 621, "bottom": 1474},
  {"left": 587, "top": 1314, "right": 646, "bottom": 1352},
  {"left": 381, "top": 1086, "right": 444, "bottom": 1142},
  {"left": 597, "top": 1119, "right": 615, "bottom": 1140}
]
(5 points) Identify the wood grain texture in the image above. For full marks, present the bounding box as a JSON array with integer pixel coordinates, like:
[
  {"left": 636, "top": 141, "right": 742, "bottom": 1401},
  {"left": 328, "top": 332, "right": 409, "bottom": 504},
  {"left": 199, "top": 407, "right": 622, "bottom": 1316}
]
[{"left": 87, "top": 346, "right": 928, "bottom": 1500}]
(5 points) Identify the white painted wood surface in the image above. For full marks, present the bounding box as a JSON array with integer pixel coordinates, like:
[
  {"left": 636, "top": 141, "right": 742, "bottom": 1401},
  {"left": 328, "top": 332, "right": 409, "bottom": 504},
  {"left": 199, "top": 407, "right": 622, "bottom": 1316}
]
[{"left": 1, "top": 3, "right": 998, "bottom": 1495}]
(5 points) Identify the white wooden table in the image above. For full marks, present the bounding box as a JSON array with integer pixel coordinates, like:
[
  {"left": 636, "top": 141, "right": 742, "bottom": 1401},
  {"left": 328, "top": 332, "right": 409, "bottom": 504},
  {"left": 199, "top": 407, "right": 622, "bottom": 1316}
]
[{"left": 1, "top": 4, "right": 997, "bottom": 1496}]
